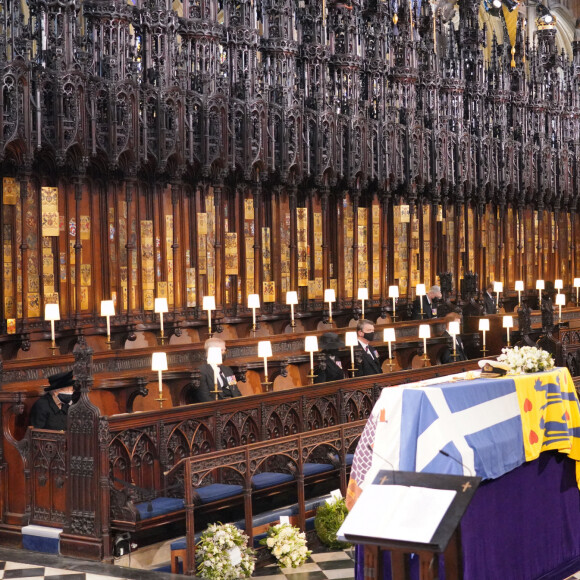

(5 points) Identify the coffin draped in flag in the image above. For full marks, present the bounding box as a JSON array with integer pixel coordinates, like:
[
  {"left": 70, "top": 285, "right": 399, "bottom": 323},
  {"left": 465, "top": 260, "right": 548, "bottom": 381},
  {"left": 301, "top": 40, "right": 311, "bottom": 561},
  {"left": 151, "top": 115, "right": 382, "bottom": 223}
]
[{"left": 346, "top": 368, "right": 580, "bottom": 510}]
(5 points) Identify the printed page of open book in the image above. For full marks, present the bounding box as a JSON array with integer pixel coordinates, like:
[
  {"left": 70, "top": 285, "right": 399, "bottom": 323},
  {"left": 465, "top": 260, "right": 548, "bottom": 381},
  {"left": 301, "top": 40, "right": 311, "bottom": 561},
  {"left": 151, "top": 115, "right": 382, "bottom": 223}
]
[{"left": 338, "top": 484, "right": 456, "bottom": 544}]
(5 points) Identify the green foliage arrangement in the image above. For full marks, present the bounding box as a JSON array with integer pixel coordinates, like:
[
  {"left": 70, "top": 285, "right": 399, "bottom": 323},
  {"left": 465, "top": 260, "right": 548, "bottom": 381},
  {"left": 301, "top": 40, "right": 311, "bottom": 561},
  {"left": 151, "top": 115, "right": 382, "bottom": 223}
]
[{"left": 314, "top": 497, "right": 352, "bottom": 549}]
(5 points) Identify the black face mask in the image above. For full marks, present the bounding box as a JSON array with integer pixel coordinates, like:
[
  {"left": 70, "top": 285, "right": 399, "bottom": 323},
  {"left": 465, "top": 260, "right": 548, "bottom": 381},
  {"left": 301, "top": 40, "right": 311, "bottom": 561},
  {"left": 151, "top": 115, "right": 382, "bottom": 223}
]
[
  {"left": 58, "top": 393, "right": 73, "bottom": 405},
  {"left": 221, "top": 351, "right": 227, "bottom": 361},
  {"left": 327, "top": 349, "right": 339, "bottom": 358},
  {"left": 363, "top": 332, "right": 374, "bottom": 342}
]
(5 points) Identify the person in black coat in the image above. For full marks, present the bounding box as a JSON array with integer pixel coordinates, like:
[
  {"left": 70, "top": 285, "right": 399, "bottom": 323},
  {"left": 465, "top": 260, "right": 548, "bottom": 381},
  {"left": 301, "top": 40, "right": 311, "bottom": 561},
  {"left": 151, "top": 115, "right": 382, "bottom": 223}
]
[
  {"left": 355, "top": 319, "right": 383, "bottom": 377},
  {"left": 411, "top": 285, "right": 442, "bottom": 319},
  {"left": 189, "top": 338, "right": 243, "bottom": 403},
  {"left": 440, "top": 314, "right": 468, "bottom": 364},
  {"left": 314, "top": 333, "right": 346, "bottom": 383},
  {"left": 30, "top": 370, "right": 75, "bottom": 430},
  {"left": 483, "top": 284, "right": 497, "bottom": 315}
]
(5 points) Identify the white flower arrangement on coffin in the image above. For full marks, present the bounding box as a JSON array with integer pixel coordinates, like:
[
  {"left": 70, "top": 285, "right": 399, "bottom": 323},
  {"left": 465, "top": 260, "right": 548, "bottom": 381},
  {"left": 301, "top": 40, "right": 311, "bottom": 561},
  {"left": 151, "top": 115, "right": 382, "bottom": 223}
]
[
  {"left": 261, "top": 522, "right": 311, "bottom": 569},
  {"left": 496, "top": 346, "right": 555, "bottom": 375},
  {"left": 196, "top": 522, "right": 255, "bottom": 580}
]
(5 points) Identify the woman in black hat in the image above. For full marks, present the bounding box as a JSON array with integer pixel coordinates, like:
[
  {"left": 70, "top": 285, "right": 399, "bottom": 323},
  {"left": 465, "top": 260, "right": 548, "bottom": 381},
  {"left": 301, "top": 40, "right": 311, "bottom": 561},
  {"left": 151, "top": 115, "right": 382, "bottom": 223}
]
[
  {"left": 30, "top": 371, "right": 75, "bottom": 430},
  {"left": 314, "top": 333, "right": 346, "bottom": 384}
]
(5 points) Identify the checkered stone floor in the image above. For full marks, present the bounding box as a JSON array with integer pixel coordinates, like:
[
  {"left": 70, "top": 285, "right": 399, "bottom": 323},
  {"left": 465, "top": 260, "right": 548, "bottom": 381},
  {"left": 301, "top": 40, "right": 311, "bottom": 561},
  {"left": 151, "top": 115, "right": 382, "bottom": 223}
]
[
  {"left": 0, "top": 561, "right": 126, "bottom": 580},
  {"left": 252, "top": 548, "right": 355, "bottom": 580},
  {"left": 0, "top": 546, "right": 354, "bottom": 580}
]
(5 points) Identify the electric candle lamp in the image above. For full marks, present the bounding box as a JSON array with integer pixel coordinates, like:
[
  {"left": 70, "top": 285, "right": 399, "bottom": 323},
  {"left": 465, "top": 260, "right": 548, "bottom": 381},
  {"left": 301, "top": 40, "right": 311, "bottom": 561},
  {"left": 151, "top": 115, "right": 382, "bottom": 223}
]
[
  {"left": 357, "top": 287, "right": 368, "bottom": 319},
  {"left": 416, "top": 284, "right": 426, "bottom": 319},
  {"left": 514, "top": 281, "right": 524, "bottom": 307},
  {"left": 151, "top": 352, "right": 168, "bottom": 407},
  {"left": 258, "top": 340, "right": 272, "bottom": 384},
  {"left": 286, "top": 291, "right": 298, "bottom": 329},
  {"left": 248, "top": 294, "right": 260, "bottom": 333},
  {"left": 304, "top": 335, "right": 318, "bottom": 384},
  {"left": 388, "top": 285, "right": 399, "bottom": 321},
  {"left": 203, "top": 296, "right": 216, "bottom": 336},
  {"left": 479, "top": 318, "right": 490, "bottom": 355},
  {"left": 45, "top": 303, "right": 60, "bottom": 354},
  {"left": 100, "top": 300, "right": 115, "bottom": 345},
  {"left": 554, "top": 279, "right": 563, "bottom": 293},
  {"left": 493, "top": 281, "right": 503, "bottom": 309},
  {"left": 503, "top": 315, "right": 513, "bottom": 347},
  {"left": 449, "top": 320, "right": 460, "bottom": 361},
  {"left": 574, "top": 278, "right": 580, "bottom": 305},
  {"left": 418, "top": 324, "right": 431, "bottom": 366},
  {"left": 154, "top": 297, "right": 169, "bottom": 338},
  {"left": 324, "top": 288, "right": 336, "bottom": 324},
  {"left": 383, "top": 327, "right": 396, "bottom": 371},
  {"left": 536, "top": 279, "right": 545, "bottom": 306},
  {"left": 345, "top": 331, "right": 358, "bottom": 377},
  {"left": 206, "top": 346, "right": 223, "bottom": 400},
  {"left": 555, "top": 292, "right": 566, "bottom": 322}
]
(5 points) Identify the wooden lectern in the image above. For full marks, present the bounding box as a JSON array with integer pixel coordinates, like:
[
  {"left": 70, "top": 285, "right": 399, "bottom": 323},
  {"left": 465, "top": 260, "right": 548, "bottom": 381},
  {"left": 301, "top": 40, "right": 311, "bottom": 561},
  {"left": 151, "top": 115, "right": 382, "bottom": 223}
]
[{"left": 340, "top": 470, "right": 481, "bottom": 580}]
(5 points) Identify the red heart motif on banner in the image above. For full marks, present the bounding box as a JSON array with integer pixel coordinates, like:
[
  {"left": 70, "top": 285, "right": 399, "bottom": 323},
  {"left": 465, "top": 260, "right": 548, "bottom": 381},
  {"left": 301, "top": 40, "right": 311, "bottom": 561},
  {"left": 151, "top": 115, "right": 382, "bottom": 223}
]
[
  {"left": 565, "top": 411, "right": 570, "bottom": 421},
  {"left": 529, "top": 430, "right": 539, "bottom": 445},
  {"left": 523, "top": 399, "right": 533, "bottom": 412}
]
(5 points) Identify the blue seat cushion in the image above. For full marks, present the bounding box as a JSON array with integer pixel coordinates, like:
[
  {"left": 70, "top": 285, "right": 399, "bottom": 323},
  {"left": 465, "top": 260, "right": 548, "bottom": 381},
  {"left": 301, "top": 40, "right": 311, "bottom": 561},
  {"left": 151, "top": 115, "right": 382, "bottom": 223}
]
[
  {"left": 346, "top": 453, "right": 355, "bottom": 465},
  {"left": 303, "top": 462, "right": 334, "bottom": 477},
  {"left": 171, "top": 537, "right": 186, "bottom": 551},
  {"left": 171, "top": 531, "right": 202, "bottom": 552},
  {"left": 196, "top": 483, "right": 243, "bottom": 504},
  {"left": 136, "top": 497, "right": 184, "bottom": 520},
  {"left": 252, "top": 472, "right": 294, "bottom": 490}
]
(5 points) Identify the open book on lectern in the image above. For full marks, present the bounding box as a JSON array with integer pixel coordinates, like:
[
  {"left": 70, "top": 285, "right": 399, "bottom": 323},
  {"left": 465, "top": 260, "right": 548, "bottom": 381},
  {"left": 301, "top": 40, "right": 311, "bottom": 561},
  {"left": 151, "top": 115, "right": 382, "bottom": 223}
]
[{"left": 338, "top": 469, "right": 481, "bottom": 552}]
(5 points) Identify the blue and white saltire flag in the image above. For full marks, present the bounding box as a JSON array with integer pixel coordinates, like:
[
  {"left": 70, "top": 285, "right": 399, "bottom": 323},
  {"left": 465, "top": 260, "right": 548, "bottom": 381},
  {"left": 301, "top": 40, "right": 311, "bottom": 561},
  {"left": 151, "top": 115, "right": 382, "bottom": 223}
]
[
  {"left": 347, "top": 373, "right": 525, "bottom": 507},
  {"left": 347, "top": 368, "right": 580, "bottom": 510}
]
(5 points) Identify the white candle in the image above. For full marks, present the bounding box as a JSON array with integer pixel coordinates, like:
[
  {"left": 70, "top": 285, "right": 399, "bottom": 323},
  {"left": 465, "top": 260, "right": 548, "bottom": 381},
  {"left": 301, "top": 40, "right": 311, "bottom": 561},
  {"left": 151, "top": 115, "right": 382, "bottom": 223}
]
[
  {"left": 345, "top": 331, "right": 357, "bottom": 369},
  {"left": 358, "top": 288, "right": 368, "bottom": 319},
  {"left": 536, "top": 279, "right": 544, "bottom": 304}
]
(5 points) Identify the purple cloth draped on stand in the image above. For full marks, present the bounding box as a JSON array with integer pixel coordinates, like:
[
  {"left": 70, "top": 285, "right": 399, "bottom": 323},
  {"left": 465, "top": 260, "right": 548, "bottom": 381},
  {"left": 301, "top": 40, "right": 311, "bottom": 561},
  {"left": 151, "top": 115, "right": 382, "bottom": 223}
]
[{"left": 355, "top": 452, "right": 580, "bottom": 580}]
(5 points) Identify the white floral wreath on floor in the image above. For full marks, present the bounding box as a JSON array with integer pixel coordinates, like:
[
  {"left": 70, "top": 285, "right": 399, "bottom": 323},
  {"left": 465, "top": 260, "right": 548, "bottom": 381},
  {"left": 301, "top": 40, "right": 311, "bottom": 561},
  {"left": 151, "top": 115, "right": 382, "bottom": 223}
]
[
  {"left": 261, "top": 522, "right": 311, "bottom": 568},
  {"left": 196, "top": 522, "right": 255, "bottom": 580}
]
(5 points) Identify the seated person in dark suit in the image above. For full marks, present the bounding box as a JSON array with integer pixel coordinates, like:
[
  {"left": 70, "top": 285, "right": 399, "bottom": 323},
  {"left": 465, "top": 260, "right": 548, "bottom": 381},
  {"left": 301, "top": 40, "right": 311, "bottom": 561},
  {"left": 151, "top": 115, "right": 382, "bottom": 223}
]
[
  {"left": 30, "top": 371, "right": 75, "bottom": 430},
  {"left": 314, "top": 332, "right": 346, "bottom": 383},
  {"left": 440, "top": 313, "right": 468, "bottom": 364},
  {"left": 411, "top": 285, "right": 442, "bottom": 319},
  {"left": 191, "top": 338, "right": 243, "bottom": 403},
  {"left": 356, "top": 319, "right": 383, "bottom": 377},
  {"left": 483, "top": 283, "right": 497, "bottom": 314}
]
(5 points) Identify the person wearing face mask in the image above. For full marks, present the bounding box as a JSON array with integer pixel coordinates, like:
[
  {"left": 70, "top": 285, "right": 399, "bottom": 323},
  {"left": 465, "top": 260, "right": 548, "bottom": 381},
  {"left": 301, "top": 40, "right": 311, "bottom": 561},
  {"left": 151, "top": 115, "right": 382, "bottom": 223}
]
[
  {"left": 356, "top": 319, "right": 382, "bottom": 376},
  {"left": 30, "top": 370, "right": 75, "bottom": 430},
  {"left": 314, "top": 332, "right": 346, "bottom": 383},
  {"left": 191, "top": 338, "right": 242, "bottom": 403}
]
